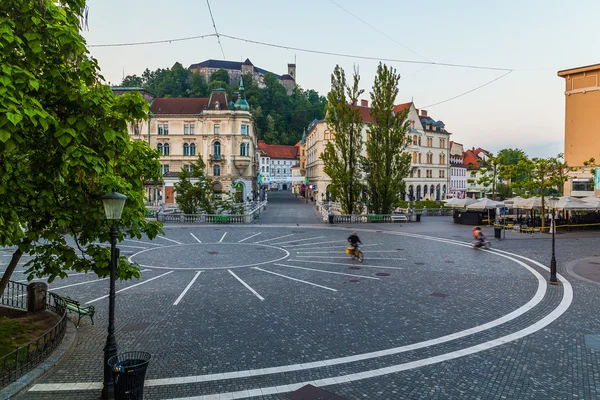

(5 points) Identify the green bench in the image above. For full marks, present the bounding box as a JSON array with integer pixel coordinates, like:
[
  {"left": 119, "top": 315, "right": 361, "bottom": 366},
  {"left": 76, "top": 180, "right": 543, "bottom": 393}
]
[
  {"left": 213, "top": 215, "right": 231, "bottom": 224},
  {"left": 63, "top": 297, "right": 95, "bottom": 328}
]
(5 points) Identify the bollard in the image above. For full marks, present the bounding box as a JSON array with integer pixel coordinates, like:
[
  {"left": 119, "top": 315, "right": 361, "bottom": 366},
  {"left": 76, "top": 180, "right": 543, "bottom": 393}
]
[{"left": 27, "top": 282, "right": 47, "bottom": 313}]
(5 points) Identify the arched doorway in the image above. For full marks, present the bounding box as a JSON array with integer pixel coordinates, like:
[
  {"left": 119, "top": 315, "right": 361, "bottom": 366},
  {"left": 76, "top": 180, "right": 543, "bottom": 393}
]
[
  {"left": 234, "top": 181, "right": 244, "bottom": 202},
  {"left": 416, "top": 185, "right": 421, "bottom": 200},
  {"left": 408, "top": 185, "right": 414, "bottom": 201},
  {"left": 436, "top": 184, "right": 441, "bottom": 200},
  {"left": 423, "top": 185, "right": 428, "bottom": 199}
]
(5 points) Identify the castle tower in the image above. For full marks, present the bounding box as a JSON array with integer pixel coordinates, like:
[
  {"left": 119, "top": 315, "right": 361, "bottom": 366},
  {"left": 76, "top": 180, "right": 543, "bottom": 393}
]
[{"left": 287, "top": 63, "right": 296, "bottom": 81}]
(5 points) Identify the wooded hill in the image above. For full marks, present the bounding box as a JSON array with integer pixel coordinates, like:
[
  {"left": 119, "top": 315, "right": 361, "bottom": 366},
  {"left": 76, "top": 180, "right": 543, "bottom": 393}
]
[{"left": 121, "top": 63, "right": 327, "bottom": 145}]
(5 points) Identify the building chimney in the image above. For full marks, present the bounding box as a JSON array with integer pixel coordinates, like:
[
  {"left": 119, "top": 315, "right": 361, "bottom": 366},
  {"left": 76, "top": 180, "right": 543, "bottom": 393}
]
[
  {"left": 420, "top": 110, "right": 428, "bottom": 117},
  {"left": 361, "top": 99, "right": 368, "bottom": 107},
  {"left": 351, "top": 99, "right": 358, "bottom": 106}
]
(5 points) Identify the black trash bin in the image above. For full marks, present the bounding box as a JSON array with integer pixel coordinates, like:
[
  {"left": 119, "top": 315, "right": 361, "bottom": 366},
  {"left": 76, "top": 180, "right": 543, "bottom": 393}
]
[
  {"left": 108, "top": 351, "right": 151, "bottom": 400},
  {"left": 494, "top": 227, "right": 502, "bottom": 239},
  {"left": 416, "top": 214, "right": 421, "bottom": 222},
  {"left": 328, "top": 214, "right": 334, "bottom": 224}
]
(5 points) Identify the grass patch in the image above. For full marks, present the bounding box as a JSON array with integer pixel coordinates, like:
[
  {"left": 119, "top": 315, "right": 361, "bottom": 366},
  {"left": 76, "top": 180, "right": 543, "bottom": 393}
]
[{"left": 0, "top": 312, "right": 60, "bottom": 358}]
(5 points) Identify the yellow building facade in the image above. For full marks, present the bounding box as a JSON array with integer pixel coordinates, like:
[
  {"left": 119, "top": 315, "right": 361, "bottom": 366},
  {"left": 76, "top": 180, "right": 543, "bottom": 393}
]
[{"left": 558, "top": 63, "right": 600, "bottom": 197}]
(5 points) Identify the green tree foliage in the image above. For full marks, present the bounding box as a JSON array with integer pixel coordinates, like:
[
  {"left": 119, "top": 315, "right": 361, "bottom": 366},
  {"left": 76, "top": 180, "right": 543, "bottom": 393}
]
[
  {"left": 209, "top": 68, "right": 230, "bottom": 85},
  {"left": 362, "top": 64, "right": 411, "bottom": 214},
  {"left": 173, "top": 158, "right": 214, "bottom": 214},
  {"left": 476, "top": 153, "right": 502, "bottom": 200},
  {"left": 515, "top": 154, "right": 570, "bottom": 230},
  {"left": 0, "top": 0, "right": 163, "bottom": 293},
  {"left": 122, "top": 75, "right": 143, "bottom": 87},
  {"left": 321, "top": 66, "right": 364, "bottom": 215},
  {"left": 497, "top": 148, "right": 528, "bottom": 184}
]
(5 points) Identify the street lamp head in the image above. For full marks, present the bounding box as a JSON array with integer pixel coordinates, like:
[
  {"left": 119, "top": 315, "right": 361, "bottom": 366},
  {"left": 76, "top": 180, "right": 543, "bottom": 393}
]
[
  {"left": 547, "top": 195, "right": 559, "bottom": 209},
  {"left": 102, "top": 190, "right": 127, "bottom": 221}
]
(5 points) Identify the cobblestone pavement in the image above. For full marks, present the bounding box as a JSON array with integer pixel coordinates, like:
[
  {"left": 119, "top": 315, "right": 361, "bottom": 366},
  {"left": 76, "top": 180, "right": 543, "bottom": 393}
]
[{"left": 5, "top": 203, "right": 600, "bottom": 399}]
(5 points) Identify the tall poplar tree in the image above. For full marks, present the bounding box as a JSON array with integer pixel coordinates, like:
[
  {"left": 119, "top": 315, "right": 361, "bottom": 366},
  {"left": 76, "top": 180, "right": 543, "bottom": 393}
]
[
  {"left": 363, "top": 64, "right": 411, "bottom": 214},
  {"left": 321, "top": 66, "right": 364, "bottom": 214}
]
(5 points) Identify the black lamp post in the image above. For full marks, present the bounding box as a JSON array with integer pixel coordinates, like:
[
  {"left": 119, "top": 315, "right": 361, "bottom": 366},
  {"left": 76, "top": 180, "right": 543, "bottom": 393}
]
[
  {"left": 548, "top": 196, "right": 559, "bottom": 283},
  {"left": 101, "top": 190, "right": 127, "bottom": 399}
]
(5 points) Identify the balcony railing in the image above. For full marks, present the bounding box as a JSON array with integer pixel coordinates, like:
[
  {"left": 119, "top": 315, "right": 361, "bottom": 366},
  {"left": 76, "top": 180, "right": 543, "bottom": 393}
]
[{"left": 209, "top": 154, "right": 225, "bottom": 161}]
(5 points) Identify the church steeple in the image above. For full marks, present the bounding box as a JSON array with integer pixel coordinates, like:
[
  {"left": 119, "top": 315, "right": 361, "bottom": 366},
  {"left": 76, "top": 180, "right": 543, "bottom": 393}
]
[
  {"left": 234, "top": 76, "right": 249, "bottom": 111},
  {"left": 300, "top": 128, "right": 307, "bottom": 144}
]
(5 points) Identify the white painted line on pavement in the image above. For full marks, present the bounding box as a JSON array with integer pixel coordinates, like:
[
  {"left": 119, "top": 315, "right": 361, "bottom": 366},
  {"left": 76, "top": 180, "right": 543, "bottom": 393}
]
[
  {"left": 123, "top": 239, "right": 164, "bottom": 247},
  {"left": 156, "top": 236, "right": 183, "bottom": 245},
  {"left": 283, "top": 240, "right": 343, "bottom": 248},
  {"left": 93, "top": 243, "right": 149, "bottom": 250},
  {"left": 253, "top": 267, "right": 337, "bottom": 292},
  {"left": 190, "top": 233, "right": 202, "bottom": 243},
  {"left": 274, "top": 264, "right": 380, "bottom": 280},
  {"left": 48, "top": 269, "right": 151, "bottom": 291},
  {"left": 254, "top": 234, "right": 294, "bottom": 244},
  {"left": 288, "top": 259, "right": 404, "bottom": 270},
  {"left": 219, "top": 232, "right": 227, "bottom": 243},
  {"left": 85, "top": 271, "right": 174, "bottom": 304},
  {"left": 238, "top": 232, "right": 261, "bottom": 243},
  {"left": 228, "top": 270, "right": 264, "bottom": 301},
  {"left": 297, "top": 249, "right": 398, "bottom": 254},
  {"left": 295, "top": 255, "right": 406, "bottom": 261},
  {"left": 173, "top": 271, "right": 201, "bottom": 305},
  {"left": 292, "top": 244, "right": 380, "bottom": 252},
  {"left": 272, "top": 236, "right": 325, "bottom": 246}
]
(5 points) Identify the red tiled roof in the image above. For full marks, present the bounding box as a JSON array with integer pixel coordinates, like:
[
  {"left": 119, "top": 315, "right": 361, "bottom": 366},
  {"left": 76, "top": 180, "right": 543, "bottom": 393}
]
[
  {"left": 463, "top": 149, "right": 488, "bottom": 169},
  {"left": 349, "top": 105, "right": 375, "bottom": 123},
  {"left": 150, "top": 98, "right": 209, "bottom": 115},
  {"left": 257, "top": 141, "right": 299, "bottom": 159},
  {"left": 393, "top": 102, "right": 412, "bottom": 114}
]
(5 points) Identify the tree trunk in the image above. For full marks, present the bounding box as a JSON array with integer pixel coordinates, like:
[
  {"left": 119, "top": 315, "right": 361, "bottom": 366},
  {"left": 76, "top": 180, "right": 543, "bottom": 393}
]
[{"left": 0, "top": 247, "right": 24, "bottom": 295}]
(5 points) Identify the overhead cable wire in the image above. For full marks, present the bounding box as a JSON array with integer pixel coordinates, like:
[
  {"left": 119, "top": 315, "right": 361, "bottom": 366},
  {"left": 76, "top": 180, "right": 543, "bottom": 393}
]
[
  {"left": 205, "top": 0, "right": 225, "bottom": 59},
  {"left": 88, "top": 34, "right": 217, "bottom": 48},
  {"left": 219, "top": 33, "right": 513, "bottom": 72},
  {"left": 328, "top": 0, "right": 431, "bottom": 62},
  {"left": 421, "top": 70, "right": 513, "bottom": 108}
]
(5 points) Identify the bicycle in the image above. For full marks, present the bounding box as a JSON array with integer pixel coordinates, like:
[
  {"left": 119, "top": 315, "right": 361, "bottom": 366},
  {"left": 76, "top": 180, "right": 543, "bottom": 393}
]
[{"left": 346, "top": 246, "right": 364, "bottom": 263}]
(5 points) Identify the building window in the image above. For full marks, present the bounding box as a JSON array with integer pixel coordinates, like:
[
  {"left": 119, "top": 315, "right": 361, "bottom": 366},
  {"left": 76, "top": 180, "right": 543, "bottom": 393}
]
[
  {"left": 261, "top": 166, "right": 265, "bottom": 172},
  {"left": 417, "top": 169, "right": 421, "bottom": 178},
  {"left": 158, "top": 123, "right": 169, "bottom": 135},
  {"left": 413, "top": 152, "right": 417, "bottom": 163},
  {"left": 213, "top": 141, "right": 221, "bottom": 157},
  {"left": 190, "top": 143, "right": 196, "bottom": 156},
  {"left": 184, "top": 123, "right": 195, "bottom": 135},
  {"left": 440, "top": 170, "right": 445, "bottom": 178},
  {"left": 214, "top": 124, "right": 220, "bottom": 134},
  {"left": 439, "top": 153, "right": 445, "bottom": 164},
  {"left": 133, "top": 125, "right": 140, "bottom": 135},
  {"left": 157, "top": 143, "right": 163, "bottom": 155},
  {"left": 412, "top": 135, "right": 417, "bottom": 145},
  {"left": 213, "top": 165, "right": 221, "bottom": 176},
  {"left": 418, "top": 153, "right": 422, "bottom": 163},
  {"left": 427, "top": 137, "right": 433, "bottom": 147},
  {"left": 241, "top": 124, "right": 248, "bottom": 135},
  {"left": 440, "top": 138, "right": 445, "bottom": 148},
  {"left": 161, "top": 164, "right": 169, "bottom": 175},
  {"left": 572, "top": 181, "right": 594, "bottom": 191},
  {"left": 163, "top": 143, "right": 169, "bottom": 156},
  {"left": 240, "top": 143, "right": 248, "bottom": 156},
  {"left": 183, "top": 143, "right": 189, "bottom": 156}
]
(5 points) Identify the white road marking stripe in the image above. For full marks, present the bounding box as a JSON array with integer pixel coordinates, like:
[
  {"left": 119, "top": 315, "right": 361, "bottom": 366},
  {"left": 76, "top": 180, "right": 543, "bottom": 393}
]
[
  {"left": 173, "top": 272, "right": 201, "bottom": 305},
  {"left": 238, "top": 232, "right": 261, "bottom": 243},
  {"left": 272, "top": 236, "right": 325, "bottom": 246},
  {"left": 228, "top": 270, "right": 264, "bottom": 301},
  {"left": 123, "top": 239, "right": 164, "bottom": 247},
  {"left": 274, "top": 264, "right": 380, "bottom": 280},
  {"left": 26, "top": 237, "right": 569, "bottom": 397},
  {"left": 93, "top": 243, "right": 148, "bottom": 249},
  {"left": 254, "top": 234, "right": 294, "bottom": 244},
  {"left": 48, "top": 269, "right": 151, "bottom": 291},
  {"left": 288, "top": 259, "right": 404, "bottom": 270},
  {"left": 292, "top": 244, "right": 380, "bottom": 251},
  {"left": 283, "top": 240, "right": 343, "bottom": 248},
  {"left": 253, "top": 267, "right": 337, "bottom": 292},
  {"left": 297, "top": 249, "right": 397, "bottom": 254},
  {"left": 219, "top": 232, "right": 227, "bottom": 243},
  {"left": 156, "top": 236, "right": 183, "bottom": 245},
  {"left": 85, "top": 271, "right": 173, "bottom": 304},
  {"left": 295, "top": 256, "right": 406, "bottom": 260},
  {"left": 190, "top": 233, "right": 202, "bottom": 243}
]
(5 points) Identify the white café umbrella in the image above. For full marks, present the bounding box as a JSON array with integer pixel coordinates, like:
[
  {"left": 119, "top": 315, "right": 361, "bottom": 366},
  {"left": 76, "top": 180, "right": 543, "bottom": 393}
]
[
  {"left": 504, "top": 196, "right": 525, "bottom": 208},
  {"left": 447, "top": 197, "right": 478, "bottom": 208},
  {"left": 582, "top": 197, "right": 600, "bottom": 209},
  {"left": 519, "top": 197, "right": 544, "bottom": 210}
]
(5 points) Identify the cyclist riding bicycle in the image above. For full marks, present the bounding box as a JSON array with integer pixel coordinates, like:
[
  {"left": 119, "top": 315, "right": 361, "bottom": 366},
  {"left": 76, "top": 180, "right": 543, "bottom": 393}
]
[
  {"left": 472, "top": 226, "right": 485, "bottom": 247},
  {"left": 347, "top": 231, "right": 362, "bottom": 250}
]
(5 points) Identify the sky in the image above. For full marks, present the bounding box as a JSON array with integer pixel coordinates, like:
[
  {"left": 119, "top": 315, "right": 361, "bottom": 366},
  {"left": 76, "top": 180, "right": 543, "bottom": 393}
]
[{"left": 81, "top": 0, "right": 600, "bottom": 158}]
